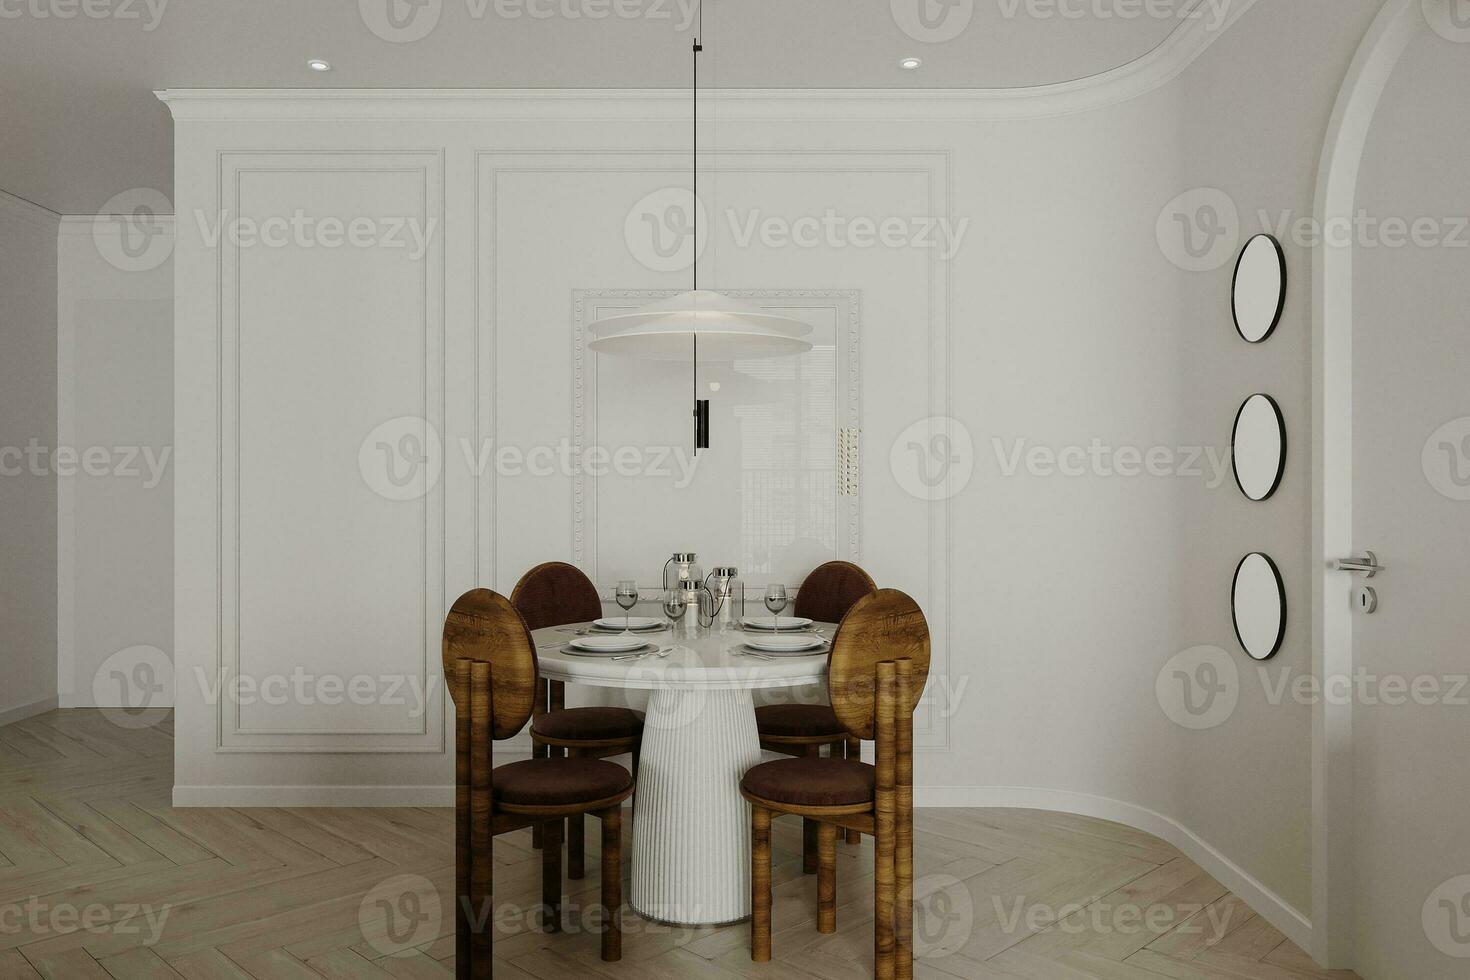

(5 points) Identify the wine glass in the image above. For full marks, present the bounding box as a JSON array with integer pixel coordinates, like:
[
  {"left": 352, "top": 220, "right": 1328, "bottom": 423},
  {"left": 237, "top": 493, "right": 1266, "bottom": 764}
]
[
  {"left": 615, "top": 580, "right": 639, "bottom": 633},
  {"left": 764, "top": 584, "right": 788, "bottom": 632},
  {"left": 662, "top": 588, "right": 687, "bottom": 635}
]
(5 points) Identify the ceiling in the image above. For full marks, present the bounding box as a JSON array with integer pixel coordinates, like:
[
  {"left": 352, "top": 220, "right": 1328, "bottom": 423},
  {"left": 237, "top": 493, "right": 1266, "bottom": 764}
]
[{"left": 0, "top": 0, "right": 1195, "bottom": 213}]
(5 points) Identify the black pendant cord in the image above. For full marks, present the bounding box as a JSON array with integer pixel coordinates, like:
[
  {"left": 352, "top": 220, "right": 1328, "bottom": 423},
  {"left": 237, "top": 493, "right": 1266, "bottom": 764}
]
[{"left": 691, "top": 3, "right": 708, "bottom": 454}]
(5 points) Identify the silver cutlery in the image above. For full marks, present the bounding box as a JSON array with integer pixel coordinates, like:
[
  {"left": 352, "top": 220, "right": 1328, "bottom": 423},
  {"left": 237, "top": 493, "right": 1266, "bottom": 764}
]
[
  {"left": 612, "top": 646, "right": 674, "bottom": 662},
  {"left": 732, "top": 647, "right": 774, "bottom": 661}
]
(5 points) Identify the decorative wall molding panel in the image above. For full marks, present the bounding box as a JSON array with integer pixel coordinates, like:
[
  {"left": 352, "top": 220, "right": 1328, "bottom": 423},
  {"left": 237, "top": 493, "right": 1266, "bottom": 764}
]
[{"left": 212, "top": 150, "right": 446, "bottom": 754}]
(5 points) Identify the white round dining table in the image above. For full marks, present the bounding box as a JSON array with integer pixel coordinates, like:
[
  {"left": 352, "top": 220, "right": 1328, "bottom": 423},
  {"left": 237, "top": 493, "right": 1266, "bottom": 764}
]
[{"left": 532, "top": 621, "right": 835, "bottom": 926}]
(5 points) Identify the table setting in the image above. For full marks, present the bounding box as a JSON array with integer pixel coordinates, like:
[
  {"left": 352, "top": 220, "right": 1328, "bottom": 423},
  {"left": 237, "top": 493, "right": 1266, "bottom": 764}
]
[{"left": 528, "top": 551, "right": 839, "bottom": 926}]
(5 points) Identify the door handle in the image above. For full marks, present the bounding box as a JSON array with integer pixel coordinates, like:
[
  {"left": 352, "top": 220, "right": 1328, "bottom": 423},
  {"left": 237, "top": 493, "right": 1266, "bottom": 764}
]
[{"left": 1333, "top": 550, "right": 1384, "bottom": 577}]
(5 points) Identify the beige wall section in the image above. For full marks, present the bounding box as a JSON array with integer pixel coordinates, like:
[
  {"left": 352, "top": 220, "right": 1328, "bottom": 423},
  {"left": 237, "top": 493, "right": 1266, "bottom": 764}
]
[
  {"left": 56, "top": 220, "right": 174, "bottom": 708},
  {"left": 0, "top": 192, "right": 60, "bottom": 723}
]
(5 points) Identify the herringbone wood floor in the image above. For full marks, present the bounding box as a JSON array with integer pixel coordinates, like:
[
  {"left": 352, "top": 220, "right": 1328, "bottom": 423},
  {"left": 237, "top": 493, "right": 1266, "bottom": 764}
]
[{"left": 0, "top": 711, "right": 1356, "bottom": 979}]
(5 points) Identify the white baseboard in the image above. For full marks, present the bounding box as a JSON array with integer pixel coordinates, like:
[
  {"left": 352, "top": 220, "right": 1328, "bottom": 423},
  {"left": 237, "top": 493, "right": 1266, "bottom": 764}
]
[
  {"left": 915, "top": 785, "right": 1312, "bottom": 955},
  {"left": 0, "top": 696, "right": 59, "bottom": 727},
  {"left": 173, "top": 784, "right": 456, "bottom": 807}
]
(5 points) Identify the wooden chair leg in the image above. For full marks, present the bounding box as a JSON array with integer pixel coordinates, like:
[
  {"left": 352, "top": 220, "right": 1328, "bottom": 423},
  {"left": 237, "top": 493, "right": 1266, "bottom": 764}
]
[
  {"left": 845, "top": 737, "right": 862, "bottom": 845},
  {"left": 453, "top": 661, "right": 472, "bottom": 980},
  {"left": 818, "top": 821, "right": 837, "bottom": 934},
  {"left": 530, "top": 738, "right": 545, "bottom": 850},
  {"left": 531, "top": 679, "right": 548, "bottom": 851},
  {"left": 469, "top": 662, "right": 494, "bottom": 980},
  {"left": 541, "top": 818, "right": 563, "bottom": 934},
  {"left": 568, "top": 751, "right": 585, "bottom": 880},
  {"left": 802, "top": 744, "right": 821, "bottom": 874},
  {"left": 569, "top": 812, "right": 585, "bottom": 880},
  {"left": 751, "top": 806, "right": 772, "bottom": 962},
  {"left": 874, "top": 661, "right": 898, "bottom": 980},
  {"left": 896, "top": 660, "right": 915, "bottom": 980},
  {"left": 600, "top": 806, "right": 622, "bottom": 962}
]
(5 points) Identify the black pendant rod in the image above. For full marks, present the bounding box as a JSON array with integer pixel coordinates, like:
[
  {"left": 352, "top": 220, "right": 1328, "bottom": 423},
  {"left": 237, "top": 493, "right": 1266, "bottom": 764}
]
[{"left": 691, "top": 4, "right": 709, "bottom": 453}]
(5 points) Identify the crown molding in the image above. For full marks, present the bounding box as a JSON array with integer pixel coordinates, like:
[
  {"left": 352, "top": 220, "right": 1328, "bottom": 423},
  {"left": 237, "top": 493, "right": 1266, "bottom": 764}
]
[{"left": 157, "top": 0, "right": 1256, "bottom": 123}]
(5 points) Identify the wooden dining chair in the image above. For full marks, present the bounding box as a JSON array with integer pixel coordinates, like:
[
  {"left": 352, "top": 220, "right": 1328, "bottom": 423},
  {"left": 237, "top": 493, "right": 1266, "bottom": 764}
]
[
  {"left": 754, "top": 560, "right": 877, "bottom": 866},
  {"left": 445, "top": 588, "right": 632, "bottom": 978},
  {"left": 511, "top": 561, "right": 643, "bottom": 878},
  {"left": 741, "top": 589, "right": 929, "bottom": 980}
]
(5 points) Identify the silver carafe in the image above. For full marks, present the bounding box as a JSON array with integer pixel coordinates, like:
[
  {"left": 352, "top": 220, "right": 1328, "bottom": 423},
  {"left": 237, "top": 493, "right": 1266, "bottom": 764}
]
[
  {"left": 663, "top": 552, "right": 704, "bottom": 631},
  {"left": 702, "top": 566, "right": 742, "bottom": 631}
]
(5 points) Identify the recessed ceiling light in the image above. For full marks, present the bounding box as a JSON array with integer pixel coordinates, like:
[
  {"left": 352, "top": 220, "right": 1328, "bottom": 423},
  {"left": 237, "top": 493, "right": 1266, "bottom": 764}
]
[
  {"left": 900, "top": 57, "right": 923, "bottom": 70},
  {"left": 307, "top": 59, "right": 332, "bottom": 72}
]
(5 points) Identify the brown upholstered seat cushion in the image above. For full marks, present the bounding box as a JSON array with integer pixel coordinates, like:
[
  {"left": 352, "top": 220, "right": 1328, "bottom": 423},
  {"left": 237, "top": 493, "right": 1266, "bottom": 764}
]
[
  {"left": 531, "top": 707, "right": 644, "bottom": 742},
  {"left": 741, "top": 758, "right": 875, "bottom": 807},
  {"left": 754, "top": 703, "right": 847, "bottom": 739},
  {"left": 492, "top": 758, "right": 632, "bottom": 807}
]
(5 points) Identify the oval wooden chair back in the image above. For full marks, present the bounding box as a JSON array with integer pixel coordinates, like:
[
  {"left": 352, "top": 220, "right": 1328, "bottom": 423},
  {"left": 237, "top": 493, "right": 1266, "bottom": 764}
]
[
  {"left": 511, "top": 561, "right": 603, "bottom": 630},
  {"left": 511, "top": 561, "right": 603, "bottom": 743},
  {"left": 827, "top": 588, "right": 930, "bottom": 740},
  {"left": 794, "top": 560, "right": 877, "bottom": 625},
  {"left": 442, "top": 588, "right": 537, "bottom": 739}
]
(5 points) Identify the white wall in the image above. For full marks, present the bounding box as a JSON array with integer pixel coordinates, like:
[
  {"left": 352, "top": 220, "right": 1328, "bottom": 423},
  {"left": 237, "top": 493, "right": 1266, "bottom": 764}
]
[
  {"left": 56, "top": 219, "right": 174, "bottom": 709},
  {"left": 0, "top": 191, "right": 60, "bottom": 724},
  {"left": 148, "top": 0, "right": 1386, "bottom": 956}
]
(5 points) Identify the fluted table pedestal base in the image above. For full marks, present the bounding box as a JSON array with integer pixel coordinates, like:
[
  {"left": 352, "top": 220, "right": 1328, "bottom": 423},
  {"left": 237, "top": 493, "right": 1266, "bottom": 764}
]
[{"left": 630, "top": 687, "right": 763, "bottom": 926}]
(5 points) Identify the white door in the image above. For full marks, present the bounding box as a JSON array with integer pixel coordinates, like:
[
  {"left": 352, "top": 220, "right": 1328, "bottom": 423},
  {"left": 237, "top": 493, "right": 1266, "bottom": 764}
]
[{"left": 1348, "top": 24, "right": 1470, "bottom": 979}]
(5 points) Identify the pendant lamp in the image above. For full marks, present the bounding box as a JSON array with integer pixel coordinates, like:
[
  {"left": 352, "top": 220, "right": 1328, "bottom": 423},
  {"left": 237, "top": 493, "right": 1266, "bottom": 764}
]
[{"left": 585, "top": 3, "right": 813, "bottom": 451}]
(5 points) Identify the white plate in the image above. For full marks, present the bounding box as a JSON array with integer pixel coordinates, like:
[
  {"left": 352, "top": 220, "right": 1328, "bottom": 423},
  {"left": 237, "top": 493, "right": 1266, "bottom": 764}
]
[
  {"left": 569, "top": 634, "right": 650, "bottom": 653},
  {"left": 739, "top": 641, "right": 828, "bottom": 658},
  {"left": 593, "top": 616, "right": 664, "bottom": 632},
  {"left": 562, "top": 643, "right": 655, "bottom": 658},
  {"left": 741, "top": 616, "right": 814, "bottom": 631},
  {"left": 744, "top": 634, "right": 828, "bottom": 653}
]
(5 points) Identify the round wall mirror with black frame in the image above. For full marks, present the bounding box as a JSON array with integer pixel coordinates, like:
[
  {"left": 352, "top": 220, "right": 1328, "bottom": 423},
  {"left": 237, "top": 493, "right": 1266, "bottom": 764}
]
[
  {"left": 1232, "top": 233, "right": 1287, "bottom": 343},
  {"left": 1231, "top": 552, "right": 1286, "bottom": 661},
  {"left": 1232, "top": 393, "right": 1287, "bottom": 501}
]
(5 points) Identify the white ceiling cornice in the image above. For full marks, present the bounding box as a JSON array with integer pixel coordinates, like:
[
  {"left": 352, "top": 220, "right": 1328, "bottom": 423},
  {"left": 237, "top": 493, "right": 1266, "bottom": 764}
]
[{"left": 158, "top": 0, "right": 1255, "bottom": 123}]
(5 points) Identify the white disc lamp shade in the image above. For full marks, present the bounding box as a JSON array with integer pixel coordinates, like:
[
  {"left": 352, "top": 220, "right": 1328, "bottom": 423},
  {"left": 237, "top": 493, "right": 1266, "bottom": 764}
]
[{"left": 586, "top": 290, "right": 813, "bottom": 360}]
